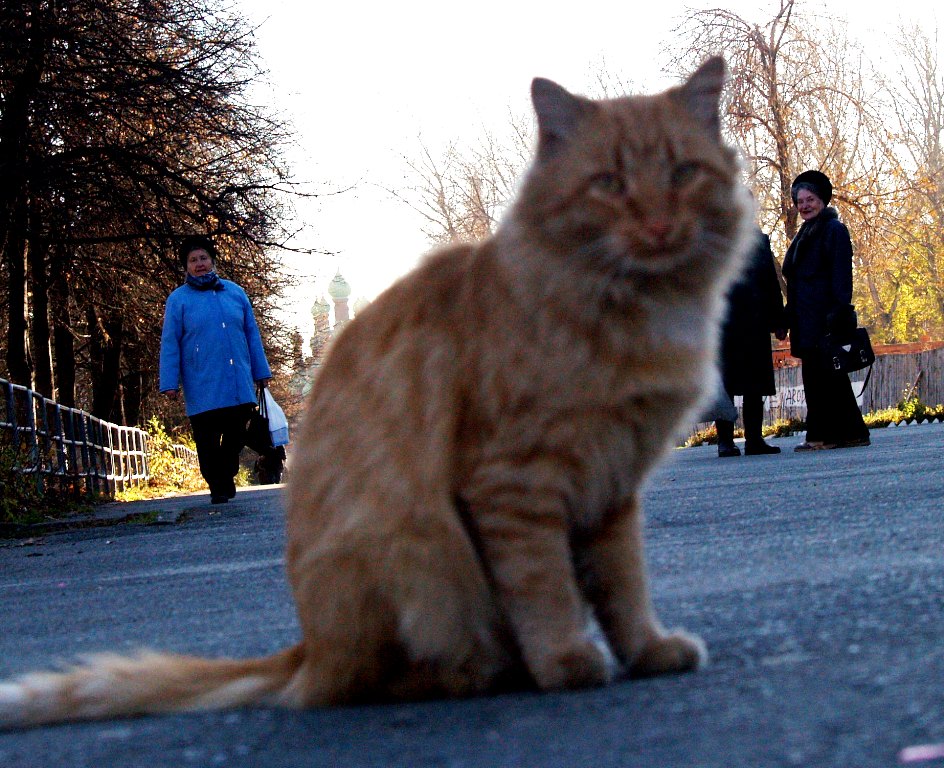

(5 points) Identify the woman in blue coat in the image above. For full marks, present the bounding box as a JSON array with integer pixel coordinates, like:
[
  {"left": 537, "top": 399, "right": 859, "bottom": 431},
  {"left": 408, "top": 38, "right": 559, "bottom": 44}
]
[
  {"left": 781, "top": 171, "right": 869, "bottom": 451},
  {"left": 160, "top": 235, "right": 272, "bottom": 502}
]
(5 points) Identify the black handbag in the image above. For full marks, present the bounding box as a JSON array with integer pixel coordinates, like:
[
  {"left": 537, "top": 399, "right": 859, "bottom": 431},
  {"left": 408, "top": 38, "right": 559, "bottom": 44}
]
[
  {"left": 245, "top": 385, "right": 272, "bottom": 454},
  {"left": 822, "top": 327, "right": 875, "bottom": 373}
]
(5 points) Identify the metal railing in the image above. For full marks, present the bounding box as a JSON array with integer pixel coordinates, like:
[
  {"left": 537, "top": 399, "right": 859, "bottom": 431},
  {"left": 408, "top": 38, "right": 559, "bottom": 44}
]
[{"left": 1, "top": 378, "right": 197, "bottom": 497}]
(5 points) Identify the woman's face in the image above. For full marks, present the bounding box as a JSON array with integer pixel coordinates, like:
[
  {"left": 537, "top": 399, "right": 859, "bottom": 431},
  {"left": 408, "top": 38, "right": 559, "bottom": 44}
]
[
  {"left": 186, "top": 248, "right": 214, "bottom": 277},
  {"left": 796, "top": 188, "right": 825, "bottom": 222}
]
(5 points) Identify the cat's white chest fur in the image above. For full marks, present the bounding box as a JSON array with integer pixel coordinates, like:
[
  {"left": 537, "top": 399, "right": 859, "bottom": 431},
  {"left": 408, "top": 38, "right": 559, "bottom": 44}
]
[{"left": 642, "top": 293, "right": 716, "bottom": 351}]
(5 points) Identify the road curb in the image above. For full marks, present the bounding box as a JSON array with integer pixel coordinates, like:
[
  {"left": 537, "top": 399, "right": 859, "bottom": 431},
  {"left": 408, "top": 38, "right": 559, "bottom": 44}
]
[
  {"left": 0, "top": 485, "right": 285, "bottom": 538},
  {"left": 0, "top": 508, "right": 188, "bottom": 538}
]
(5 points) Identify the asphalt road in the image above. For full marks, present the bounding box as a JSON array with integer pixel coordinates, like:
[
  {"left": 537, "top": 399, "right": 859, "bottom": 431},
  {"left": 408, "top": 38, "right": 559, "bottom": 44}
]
[{"left": 0, "top": 423, "right": 942, "bottom": 768}]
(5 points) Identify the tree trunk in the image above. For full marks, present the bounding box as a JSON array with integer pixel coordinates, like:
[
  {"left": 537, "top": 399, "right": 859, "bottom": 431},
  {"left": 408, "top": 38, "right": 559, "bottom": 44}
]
[
  {"left": 50, "top": 270, "right": 76, "bottom": 408},
  {"left": 27, "top": 237, "right": 53, "bottom": 398},
  {"left": 0, "top": 2, "right": 44, "bottom": 386},
  {"left": 88, "top": 306, "right": 124, "bottom": 422},
  {"left": 121, "top": 341, "right": 143, "bottom": 426},
  {"left": 3, "top": 217, "right": 31, "bottom": 385}
]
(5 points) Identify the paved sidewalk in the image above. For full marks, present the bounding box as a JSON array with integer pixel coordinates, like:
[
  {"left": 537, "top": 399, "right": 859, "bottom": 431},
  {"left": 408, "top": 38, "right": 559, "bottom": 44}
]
[{"left": 0, "top": 424, "right": 941, "bottom": 767}]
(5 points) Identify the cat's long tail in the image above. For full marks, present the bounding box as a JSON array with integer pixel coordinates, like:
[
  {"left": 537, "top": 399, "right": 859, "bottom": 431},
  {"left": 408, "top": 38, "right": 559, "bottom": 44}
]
[{"left": 0, "top": 644, "right": 305, "bottom": 729}]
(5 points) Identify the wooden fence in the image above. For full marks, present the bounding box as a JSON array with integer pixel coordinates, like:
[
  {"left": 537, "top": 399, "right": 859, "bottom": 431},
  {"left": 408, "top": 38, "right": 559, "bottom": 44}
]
[
  {"left": 1, "top": 378, "right": 198, "bottom": 497},
  {"left": 718, "top": 345, "right": 944, "bottom": 428}
]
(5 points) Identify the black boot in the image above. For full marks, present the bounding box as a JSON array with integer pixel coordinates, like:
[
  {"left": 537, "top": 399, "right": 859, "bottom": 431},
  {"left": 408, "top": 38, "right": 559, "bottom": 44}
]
[
  {"left": 715, "top": 419, "right": 741, "bottom": 457},
  {"left": 744, "top": 441, "right": 781, "bottom": 455},
  {"left": 742, "top": 395, "right": 780, "bottom": 455}
]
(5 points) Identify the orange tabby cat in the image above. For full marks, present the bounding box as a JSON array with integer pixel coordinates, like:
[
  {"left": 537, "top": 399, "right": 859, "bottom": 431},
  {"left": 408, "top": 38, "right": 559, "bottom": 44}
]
[{"left": 0, "top": 56, "right": 752, "bottom": 727}]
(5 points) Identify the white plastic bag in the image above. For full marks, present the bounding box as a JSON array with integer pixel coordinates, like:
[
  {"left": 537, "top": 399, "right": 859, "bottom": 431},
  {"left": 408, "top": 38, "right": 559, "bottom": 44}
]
[{"left": 262, "top": 388, "right": 289, "bottom": 446}]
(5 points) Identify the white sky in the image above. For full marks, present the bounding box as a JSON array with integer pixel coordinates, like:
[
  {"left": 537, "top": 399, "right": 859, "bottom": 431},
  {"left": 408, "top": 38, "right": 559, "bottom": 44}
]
[{"left": 234, "top": 0, "right": 937, "bottom": 339}]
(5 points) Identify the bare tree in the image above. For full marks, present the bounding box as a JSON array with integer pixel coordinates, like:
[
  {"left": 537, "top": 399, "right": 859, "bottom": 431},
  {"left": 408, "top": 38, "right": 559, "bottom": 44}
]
[
  {"left": 395, "top": 115, "right": 532, "bottom": 246},
  {"left": 396, "top": 69, "right": 637, "bottom": 246},
  {"left": 669, "top": 2, "right": 885, "bottom": 238},
  {"left": 668, "top": 0, "right": 914, "bottom": 340}
]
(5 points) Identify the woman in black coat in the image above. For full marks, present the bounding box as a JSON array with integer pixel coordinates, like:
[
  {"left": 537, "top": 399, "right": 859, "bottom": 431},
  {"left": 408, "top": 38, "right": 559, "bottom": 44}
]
[
  {"left": 781, "top": 170, "right": 870, "bottom": 451},
  {"left": 715, "top": 229, "right": 787, "bottom": 456}
]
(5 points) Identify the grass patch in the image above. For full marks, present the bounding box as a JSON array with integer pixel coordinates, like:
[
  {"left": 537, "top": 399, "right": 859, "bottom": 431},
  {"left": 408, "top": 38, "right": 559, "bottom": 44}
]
[
  {"left": 0, "top": 442, "right": 97, "bottom": 526},
  {"left": 685, "top": 397, "right": 944, "bottom": 447},
  {"left": 115, "top": 417, "right": 204, "bottom": 502},
  {"left": 126, "top": 511, "right": 162, "bottom": 525},
  {"left": 685, "top": 418, "right": 802, "bottom": 448}
]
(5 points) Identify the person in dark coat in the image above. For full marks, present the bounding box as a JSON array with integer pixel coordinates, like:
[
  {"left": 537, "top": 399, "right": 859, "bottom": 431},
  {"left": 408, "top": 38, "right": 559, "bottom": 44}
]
[
  {"left": 715, "top": 229, "right": 787, "bottom": 457},
  {"left": 781, "top": 170, "right": 870, "bottom": 451}
]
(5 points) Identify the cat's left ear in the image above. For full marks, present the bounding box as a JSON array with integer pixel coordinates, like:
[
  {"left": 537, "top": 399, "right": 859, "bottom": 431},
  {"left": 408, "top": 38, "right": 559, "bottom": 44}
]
[
  {"left": 531, "top": 78, "right": 590, "bottom": 160},
  {"left": 675, "top": 56, "right": 727, "bottom": 138}
]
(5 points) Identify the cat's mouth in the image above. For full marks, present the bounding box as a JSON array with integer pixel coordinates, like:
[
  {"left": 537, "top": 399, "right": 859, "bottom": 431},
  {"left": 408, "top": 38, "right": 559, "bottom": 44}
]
[
  {"left": 612, "top": 235, "right": 694, "bottom": 276},
  {"left": 579, "top": 235, "right": 693, "bottom": 281}
]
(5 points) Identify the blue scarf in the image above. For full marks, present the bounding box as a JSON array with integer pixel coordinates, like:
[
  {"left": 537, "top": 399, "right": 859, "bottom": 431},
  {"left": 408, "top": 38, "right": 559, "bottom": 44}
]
[{"left": 186, "top": 271, "right": 223, "bottom": 291}]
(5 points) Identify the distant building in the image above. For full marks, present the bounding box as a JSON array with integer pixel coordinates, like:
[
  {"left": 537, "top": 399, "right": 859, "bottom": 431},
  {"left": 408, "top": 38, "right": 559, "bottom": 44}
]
[
  {"left": 328, "top": 272, "right": 352, "bottom": 330},
  {"left": 309, "top": 295, "right": 331, "bottom": 363},
  {"left": 293, "top": 272, "right": 370, "bottom": 398}
]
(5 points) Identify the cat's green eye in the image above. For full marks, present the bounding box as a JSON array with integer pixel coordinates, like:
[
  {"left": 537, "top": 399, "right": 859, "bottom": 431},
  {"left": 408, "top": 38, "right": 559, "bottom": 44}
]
[
  {"left": 590, "top": 172, "right": 625, "bottom": 196},
  {"left": 671, "top": 163, "right": 700, "bottom": 187}
]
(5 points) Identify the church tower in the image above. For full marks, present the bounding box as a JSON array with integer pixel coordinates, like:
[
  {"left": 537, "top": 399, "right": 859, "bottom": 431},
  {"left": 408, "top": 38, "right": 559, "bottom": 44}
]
[{"left": 328, "top": 272, "right": 352, "bottom": 330}]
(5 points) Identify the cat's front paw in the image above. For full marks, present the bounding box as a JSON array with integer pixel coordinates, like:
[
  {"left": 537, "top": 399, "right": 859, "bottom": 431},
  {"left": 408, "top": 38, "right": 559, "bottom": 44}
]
[
  {"left": 628, "top": 630, "right": 707, "bottom": 678},
  {"left": 532, "top": 640, "right": 612, "bottom": 691}
]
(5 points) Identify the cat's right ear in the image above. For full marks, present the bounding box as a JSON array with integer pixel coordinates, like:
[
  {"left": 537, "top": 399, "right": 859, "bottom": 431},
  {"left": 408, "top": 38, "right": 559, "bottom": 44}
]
[
  {"left": 675, "top": 56, "right": 727, "bottom": 139},
  {"left": 531, "top": 78, "right": 589, "bottom": 160}
]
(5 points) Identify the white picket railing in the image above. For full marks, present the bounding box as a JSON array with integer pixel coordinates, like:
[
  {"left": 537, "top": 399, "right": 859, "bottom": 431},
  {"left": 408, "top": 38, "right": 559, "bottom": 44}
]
[{"left": 1, "top": 378, "right": 197, "bottom": 496}]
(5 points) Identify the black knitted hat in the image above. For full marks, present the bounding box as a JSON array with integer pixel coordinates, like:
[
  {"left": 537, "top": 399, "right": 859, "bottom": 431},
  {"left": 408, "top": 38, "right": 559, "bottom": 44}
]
[
  {"left": 791, "top": 170, "right": 832, "bottom": 206},
  {"left": 178, "top": 235, "right": 218, "bottom": 270}
]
